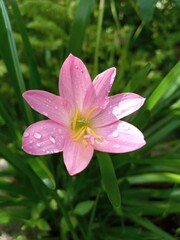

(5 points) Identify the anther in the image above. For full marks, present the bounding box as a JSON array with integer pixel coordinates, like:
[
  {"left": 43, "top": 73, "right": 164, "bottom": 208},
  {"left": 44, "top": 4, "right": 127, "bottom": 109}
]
[
  {"left": 72, "top": 110, "right": 80, "bottom": 130},
  {"left": 72, "top": 126, "right": 87, "bottom": 141},
  {"left": 85, "top": 106, "right": 99, "bottom": 121}
]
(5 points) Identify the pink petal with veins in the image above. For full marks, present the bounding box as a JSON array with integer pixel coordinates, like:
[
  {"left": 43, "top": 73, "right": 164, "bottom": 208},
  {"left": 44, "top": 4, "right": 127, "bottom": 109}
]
[
  {"left": 23, "top": 90, "right": 72, "bottom": 127},
  {"left": 59, "top": 54, "right": 92, "bottom": 111},
  {"left": 63, "top": 138, "right": 94, "bottom": 176},
  {"left": 92, "top": 93, "right": 145, "bottom": 127},
  {"left": 22, "top": 120, "right": 67, "bottom": 155},
  {"left": 93, "top": 67, "right": 116, "bottom": 104},
  {"left": 94, "top": 121, "right": 146, "bottom": 153}
]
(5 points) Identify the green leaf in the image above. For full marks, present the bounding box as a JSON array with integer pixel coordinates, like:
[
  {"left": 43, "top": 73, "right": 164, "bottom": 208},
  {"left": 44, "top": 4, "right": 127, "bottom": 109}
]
[
  {"left": 146, "top": 61, "right": 180, "bottom": 111},
  {"left": 74, "top": 200, "right": 94, "bottom": 216},
  {"left": 0, "top": 0, "right": 33, "bottom": 123},
  {"left": 127, "top": 172, "right": 180, "bottom": 184},
  {"left": 96, "top": 152, "right": 121, "bottom": 210},
  {"left": 10, "top": 0, "right": 42, "bottom": 89},
  {"left": 134, "top": 61, "right": 180, "bottom": 128},
  {"left": 28, "top": 157, "right": 56, "bottom": 190},
  {"left": 126, "top": 212, "right": 175, "bottom": 240},
  {"left": 124, "top": 63, "right": 151, "bottom": 92},
  {"left": 137, "top": 0, "right": 158, "bottom": 24},
  {"left": 67, "top": 0, "right": 94, "bottom": 56}
]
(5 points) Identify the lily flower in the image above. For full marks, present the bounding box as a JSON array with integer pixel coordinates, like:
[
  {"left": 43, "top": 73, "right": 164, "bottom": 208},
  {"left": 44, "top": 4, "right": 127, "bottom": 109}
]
[{"left": 22, "top": 54, "right": 146, "bottom": 175}]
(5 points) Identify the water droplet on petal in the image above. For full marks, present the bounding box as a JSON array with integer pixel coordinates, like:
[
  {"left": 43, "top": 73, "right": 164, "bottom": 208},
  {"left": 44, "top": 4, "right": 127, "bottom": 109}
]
[
  {"left": 114, "top": 144, "right": 120, "bottom": 148},
  {"left": 54, "top": 149, "right": 59, "bottom": 153},
  {"left": 23, "top": 132, "right": 29, "bottom": 138},
  {"left": 75, "top": 65, "right": 78, "bottom": 69},
  {"left": 122, "top": 124, "right": 130, "bottom": 130},
  {"left": 55, "top": 106, "right": 58, "bottom": 109},
  {"left": 49, "top": 136, "right": 56, "bottom": 144},
  {"left": 80, "top": 69, "right": 83, "bottom": 72},
  {"left": 112, "top": 131, "right": 119, "bottom": 138},
  {"left": 34, "top": 133, "right": 42, "bottom": 139},
  {"left": 36, "top": 143, "right": 41, "bottom": 147}
]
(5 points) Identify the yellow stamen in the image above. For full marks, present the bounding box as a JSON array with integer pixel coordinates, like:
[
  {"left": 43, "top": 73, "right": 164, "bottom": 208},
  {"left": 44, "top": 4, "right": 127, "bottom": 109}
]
[
  {"left": 85, "top": 106, "right": 99, "bottom": 121},
  {"left": 87, "top": 127, "right": 96, "bottom": 136},
  {"left": 72, "top": 110, "right": 80, "bottom": 130},
  {"left": 72, "top": 126, "right": 87, "bottom": 141}
]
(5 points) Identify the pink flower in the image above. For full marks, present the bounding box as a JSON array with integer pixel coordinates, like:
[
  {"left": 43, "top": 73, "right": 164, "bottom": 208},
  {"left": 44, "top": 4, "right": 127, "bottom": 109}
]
[{"left": 22, "top": 54, "right": 146, "bottom": 175}]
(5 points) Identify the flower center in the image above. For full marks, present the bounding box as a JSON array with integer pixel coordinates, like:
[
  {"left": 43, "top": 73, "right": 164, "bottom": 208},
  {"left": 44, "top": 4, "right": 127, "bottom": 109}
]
[{"left": 71, "top": 106, "right": 99, "bottom": 142}]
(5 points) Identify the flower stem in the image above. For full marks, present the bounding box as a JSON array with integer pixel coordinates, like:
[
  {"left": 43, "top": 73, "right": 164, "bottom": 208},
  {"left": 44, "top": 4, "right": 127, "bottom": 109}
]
[
  {"left": 93, "top": 0, "right": 105, "bottom": 77},
  {"left": 52, "top": 190, "right": 79, "bottom": 240}
]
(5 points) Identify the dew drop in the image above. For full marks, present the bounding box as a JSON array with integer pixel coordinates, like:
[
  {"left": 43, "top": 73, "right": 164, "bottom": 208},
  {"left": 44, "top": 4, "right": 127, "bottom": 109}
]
[
  {"left": 54, "top": 149, "right": 59, "bottom": 153},
  {"left": 112, "top": 131, "right": 119, "bottom": 138},
  {"left": 29, "top": 140, "right": 33, "bottom": 144},
  {"left": 75, "top": 65, "right": 78, "bottom": 69},
  {"left": 36, "top": 143, "right": 41, "bottom": 147},
  {"left": 122, "top": 124, "right": 130, "bottom": 130},
  {"left": 34, "top": 132, "right": 42, "bottom": 139},
  {"left": 49, "top": 136, "right": 56, "bottom": 144},
  {"left": 23, "top": 132, "right": 29, "bottom": 138},
  {"left": 114, "top": 144, "right": 120, "bottom": 148},
  {"left": 80, "top": 69, "right": 83, "bottom": 72},
  {"left": 55, "top": 105, "right": 58, "bottom": 110}
]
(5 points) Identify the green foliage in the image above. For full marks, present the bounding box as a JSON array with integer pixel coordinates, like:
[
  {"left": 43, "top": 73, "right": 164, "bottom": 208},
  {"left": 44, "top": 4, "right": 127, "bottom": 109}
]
[{"left": 0, "top": 0, "right": 180, "bottom": 239}]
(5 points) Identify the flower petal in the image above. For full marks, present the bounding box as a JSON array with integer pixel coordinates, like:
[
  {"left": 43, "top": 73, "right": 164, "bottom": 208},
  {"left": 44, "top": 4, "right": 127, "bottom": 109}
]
[
  {"left": 23, "top": 90, "right": 72, "bottom": 126},
  {"left": 93, "top": 67, "right": 116, "bottom": 104},
  {"left": 59, "top": 54, "right": 92, "bottom": 111},
  {"left": 94, "top": 121, "right": 146, "bottom": 153},
  {"left": 63, "top": 138, "right": 94, "bottom": 175},
  {"left": 22, "top": 120, "right": 67, "bottom": 155},
  {"left": 92, "top": 93, "right": 145, "bottom": 127}
]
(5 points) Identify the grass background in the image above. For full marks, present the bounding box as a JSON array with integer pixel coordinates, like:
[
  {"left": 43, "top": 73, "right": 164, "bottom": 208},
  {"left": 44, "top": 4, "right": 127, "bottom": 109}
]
[{"left": 0, "top": 0, "right": 180, "bottom": 239}]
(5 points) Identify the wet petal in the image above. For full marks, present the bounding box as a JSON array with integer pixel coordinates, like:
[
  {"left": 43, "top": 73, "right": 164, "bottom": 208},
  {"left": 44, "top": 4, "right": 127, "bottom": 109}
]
[
  {"left": 94, "top": 121, "right": 146, "bottom": 153},
  {"left": 23, "top": 90, "right": 72, "bottom": 126},
  {"left": 93, "top": 67, "right": 116, "bottom": 104},
  {"left": 92, "top": 93, "right": 145, "bottom": 127},
  {"left": 63, "top": 138, "right": 94, "bottom": 175},
  {"left": 22, "top": 120, "right": 67, "bottom": 155},
  {"left": 59, "top": 54, "right": 92, "bottom": 111}
]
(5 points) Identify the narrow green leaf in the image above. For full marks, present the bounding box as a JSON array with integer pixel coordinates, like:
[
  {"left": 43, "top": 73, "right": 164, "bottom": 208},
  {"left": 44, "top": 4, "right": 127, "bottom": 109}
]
[
  {"left": 67, "top": 0, "right": 94, "bottom": 56},
  {"left": 96, "top": 152, "right": 121, "bottom": 209},
  {"left": 10, "top": 0, "right": 42, "bottom": 89},
  {"left": 93, "top": 0, "right": 105, "bottom": 76},
  {"left": 124, "top": 63, "right": 151, "bottom": 92},
  {"left": 127, "top": 172, "right": 180, "bottom": 184},
  {"left": 28, "top": 157, "right": 56, "bottom": 190},
  {"left": 147, "top": 61, "right": 180, "bottom": 111},
  {"left": 74, "top": 200, "right": 94, "bottom": 216},
  {"left": 134, "top": 61, "right": 180, "bottom": 127},
  {"left": 126, "top": 212, "right": 175, "bottom": 240},
  {"left": 0, "top": 0, "right": 33, "bottom": 123},
  {"left": 143, "top": 118, "right": 180, "bottom": 152},
  {"left": 137, "top": 0, "right": 158, "bottom": 24}
]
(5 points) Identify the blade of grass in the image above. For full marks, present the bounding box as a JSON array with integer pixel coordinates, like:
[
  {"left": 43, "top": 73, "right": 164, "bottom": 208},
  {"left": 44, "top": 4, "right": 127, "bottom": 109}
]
[
  {"left": 0, "top": 0, "right": 33, "bottom": 123},
  {"left": 126, "top": 212, "right": 175, "bottom": 240},
  {"left": 10, "top": 0, "right": 42, "bottom": 89},
  {"left": 126, "top": 172, "right": 180, "bottom": 184},
  {"left": 96, "top": 152, "right": 121, "bottom": 210},
  {"left": 93, "top": 0, "right": 105, "bottom": 76},
  {"left": 133, "top": 61, "right": 180, "bottom": 128},
  {"left": 67, "top": 0, "right": 94, "bottom": 57}
]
